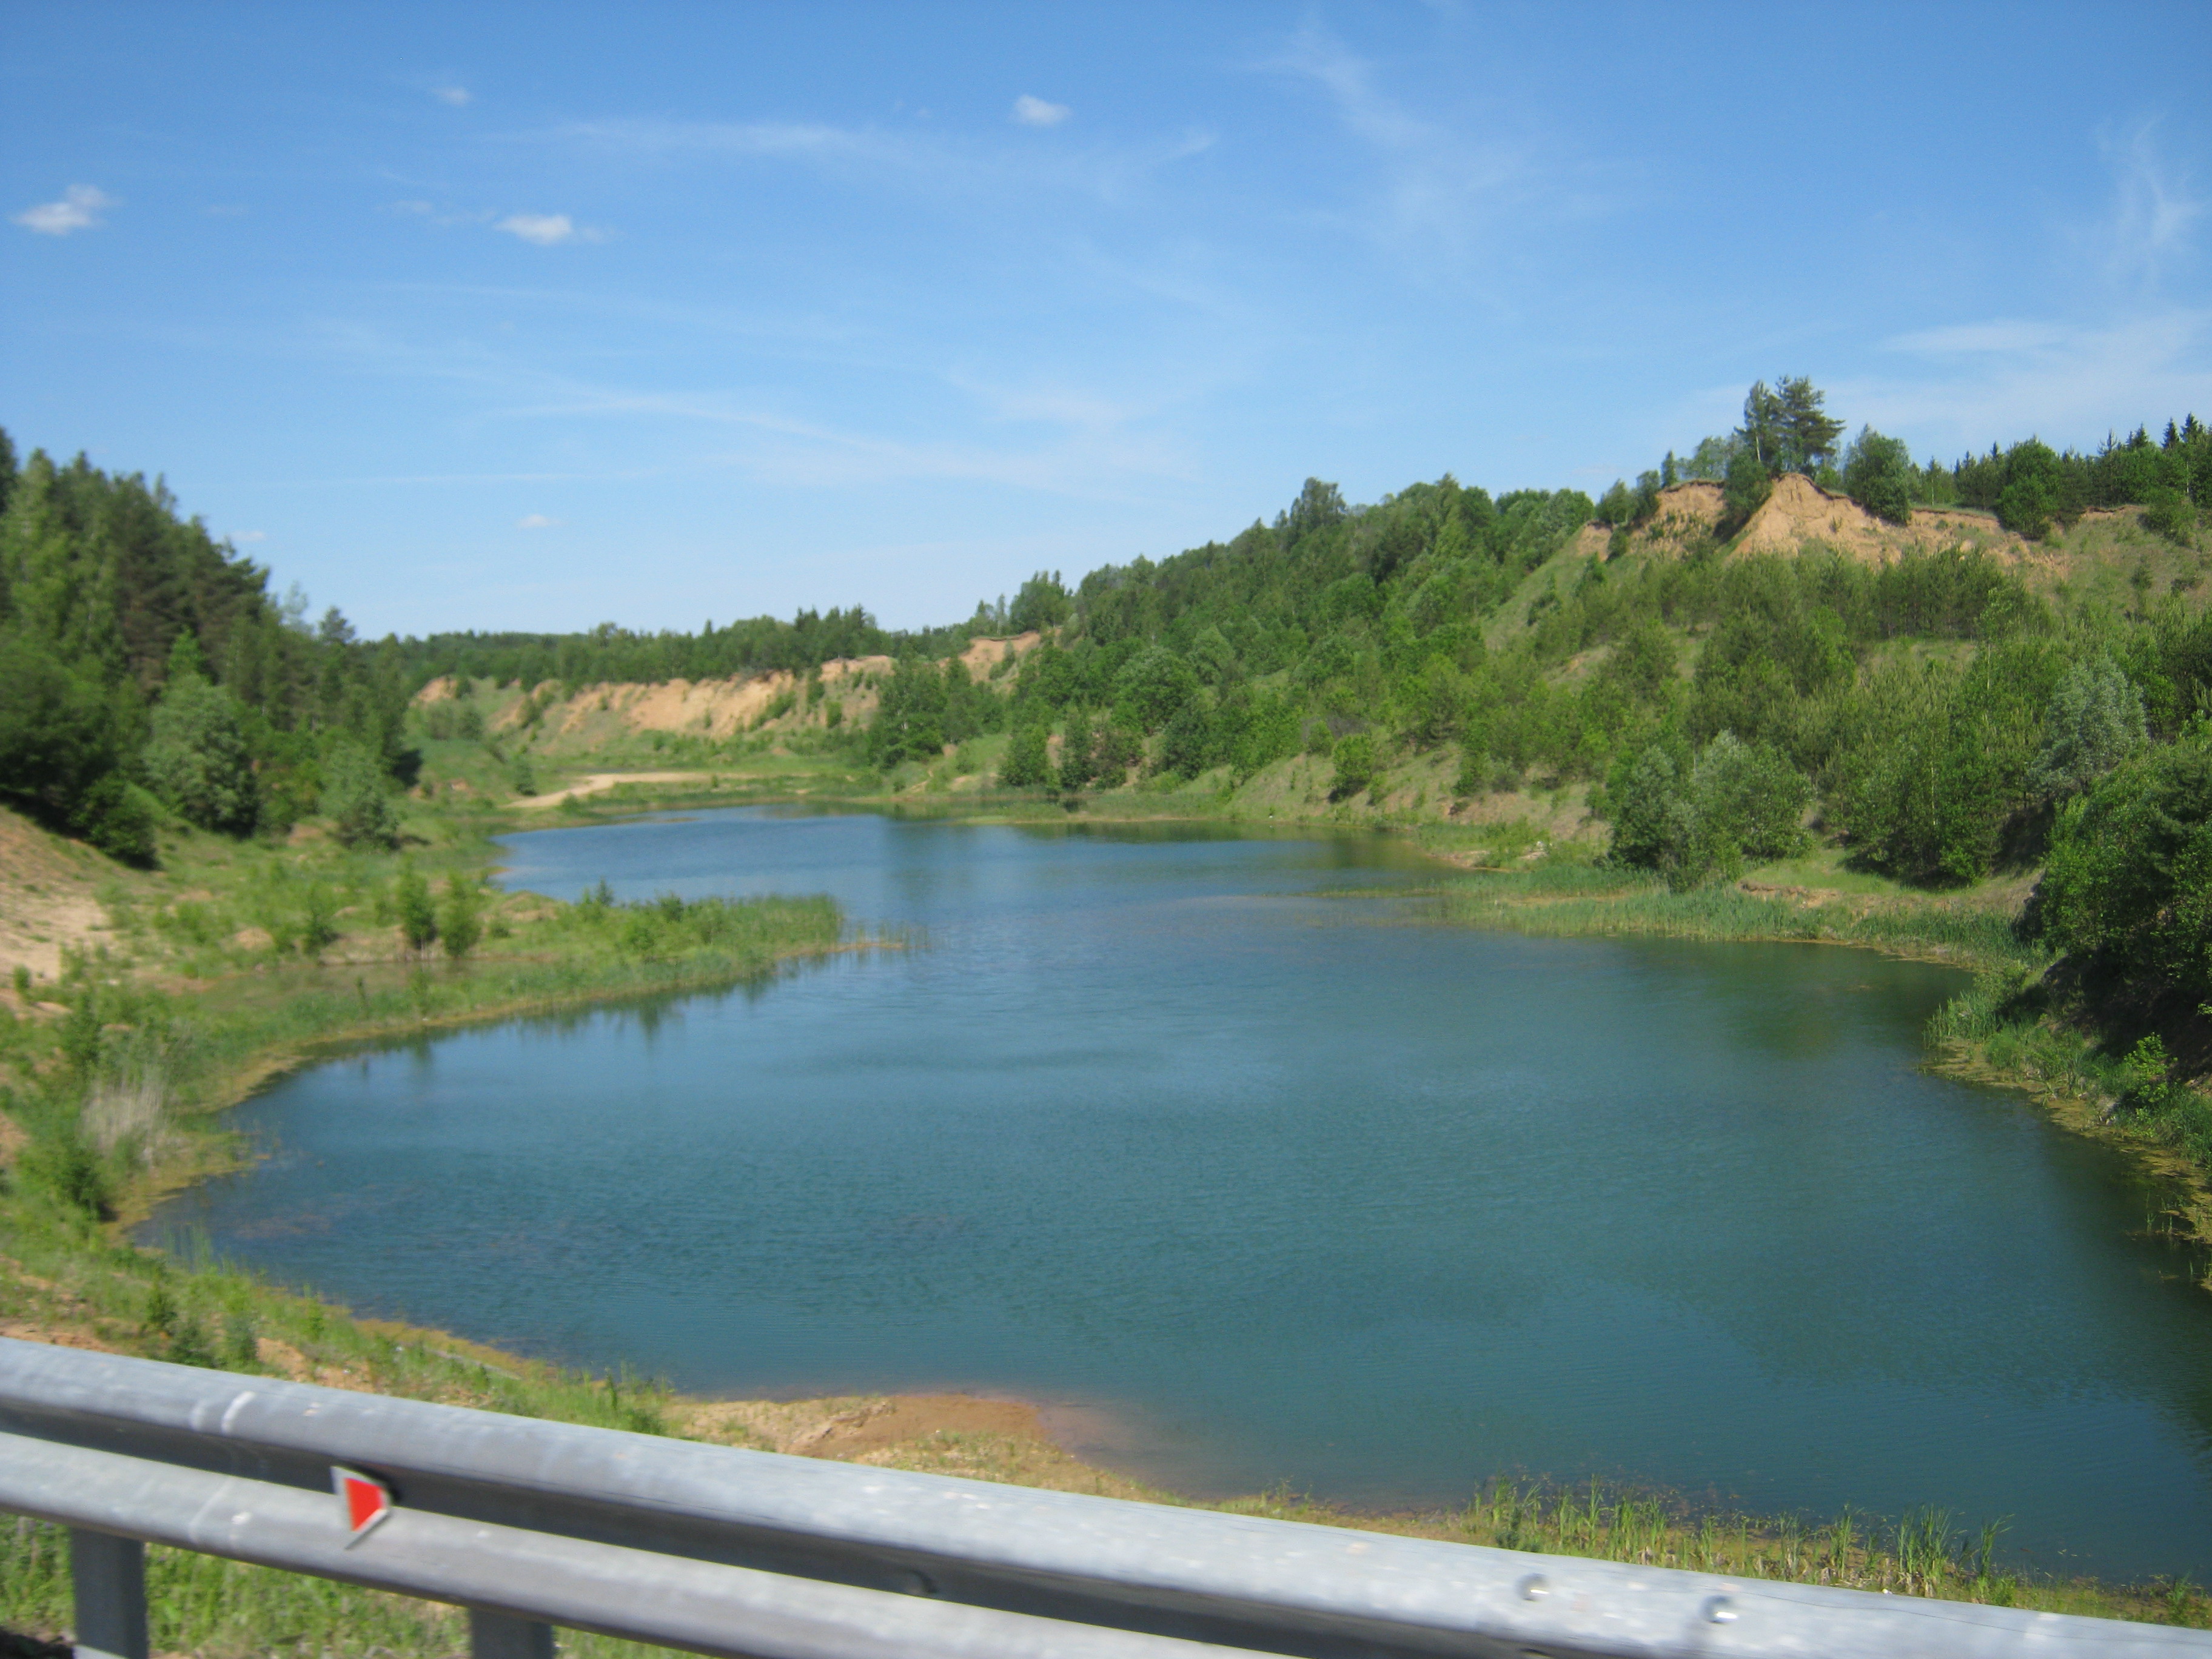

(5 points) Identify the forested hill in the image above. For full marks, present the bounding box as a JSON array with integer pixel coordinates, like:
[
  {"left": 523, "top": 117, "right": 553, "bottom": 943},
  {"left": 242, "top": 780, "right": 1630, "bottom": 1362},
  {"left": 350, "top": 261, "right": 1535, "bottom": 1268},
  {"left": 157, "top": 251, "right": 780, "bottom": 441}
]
[{"left": 0, "top": 438, "right": 421, "bottom": 862}]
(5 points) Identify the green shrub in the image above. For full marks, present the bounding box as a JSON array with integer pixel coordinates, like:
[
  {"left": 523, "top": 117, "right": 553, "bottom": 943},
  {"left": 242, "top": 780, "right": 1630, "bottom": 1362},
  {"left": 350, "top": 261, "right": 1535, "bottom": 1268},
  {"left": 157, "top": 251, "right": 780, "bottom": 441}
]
[
  {"left": 2036, "top": 729, "right": 2212, "bottom": 1002},
  {"left": 1606, "top": 732, "right": 1809, "bottom": 888},
  {"left": 394, "top": 868, "right": 438, "bottom": 955},
  {"left": 323, "top": 739, "right": 400, "bottom": 850},
  {"left": 1329, "top": 732, "right": 1377, "bottom": 801},
  {"left": 1843, "top": 426, "right": 1915, "bottom": 525},
  {"left": 143, "top": 678, "right": 258, "bottom": 836},
  {"left": 438, "top": 875, "right": 483, "bottom": 961},
  {"left": 1720, "top": 452, "right": 1772, "bottom": 536},
  {"left": 998, "top": 723, "right": 1051, "bottom": 788},
  {"left": 70, "top": 773, "right": 159, "bottom": 865},
  {"left": 2142, "top": 484, "right": 2198, "bottom": 545}
]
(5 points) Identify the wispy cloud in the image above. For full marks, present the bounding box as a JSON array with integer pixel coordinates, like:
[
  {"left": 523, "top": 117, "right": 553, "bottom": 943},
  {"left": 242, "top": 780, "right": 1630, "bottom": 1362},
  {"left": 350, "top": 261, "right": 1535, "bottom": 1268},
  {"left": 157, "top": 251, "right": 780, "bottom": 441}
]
[
  {"left": 2091, "top": 121, "right": 2203, "bottom": 286},
  {"left": 495, "top": 212, "right": 603, "bottom": 246},
  {"left": 231, "top": 529, "right": 267, "bottom": 543},
  {"left": 1011, "top": 95, "right": 1071, "bottom": 129},
  {"left": 535, "top": 116, "right": 1213, "bottom": 209},
  {"left": 517, "top": 513, "right": 560, "bottom": 528},
  {"left": 1262, "top": 25, "right": 1532, "bottom": 252},
  {"left": 1862, "top": 310, "right": 2212, "bottom": 447},
  {"left": 432, "top": 85, "right": 471, "bottom": 107},
  {"left": 13, "top": 184, "right": 115, "bottom": 236},
  {"left": 1882, "top": 320, "right": 2069, "bottom": 355}
]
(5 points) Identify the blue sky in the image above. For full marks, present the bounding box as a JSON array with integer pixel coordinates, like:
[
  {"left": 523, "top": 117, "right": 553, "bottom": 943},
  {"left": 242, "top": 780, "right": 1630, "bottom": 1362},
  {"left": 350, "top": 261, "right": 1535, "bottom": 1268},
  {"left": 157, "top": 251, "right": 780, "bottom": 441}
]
[{"left": 4, "top": 3, "right": 2209, "bottom": 637}]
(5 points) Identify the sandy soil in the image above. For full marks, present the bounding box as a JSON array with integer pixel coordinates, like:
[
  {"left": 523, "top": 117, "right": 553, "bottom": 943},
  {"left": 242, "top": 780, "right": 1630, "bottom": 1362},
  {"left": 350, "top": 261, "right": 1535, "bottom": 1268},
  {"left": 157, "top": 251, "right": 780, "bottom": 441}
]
[
  {"left": 512, "top": 771, "right": 716, "bottom": 809},
  {"left": 1630, "top": 477, "right": 2033, "bottom": 566},
  {"left": 0, "top": 808, "right": 113, "bottom": 984},
  {"left": 685, "top": 1392, "right": 1047, "bottom": 1457},
  {"left": 955, "top": 632, "right": 1041, "bottom": 675}
]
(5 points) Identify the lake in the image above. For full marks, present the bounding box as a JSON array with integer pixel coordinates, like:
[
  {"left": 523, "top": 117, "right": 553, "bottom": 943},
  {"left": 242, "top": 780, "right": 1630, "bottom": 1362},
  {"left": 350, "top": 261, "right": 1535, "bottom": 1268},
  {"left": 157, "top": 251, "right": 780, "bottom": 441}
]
[{"left": 146, "top": 808, "right": 2212, "bottom": 1580}]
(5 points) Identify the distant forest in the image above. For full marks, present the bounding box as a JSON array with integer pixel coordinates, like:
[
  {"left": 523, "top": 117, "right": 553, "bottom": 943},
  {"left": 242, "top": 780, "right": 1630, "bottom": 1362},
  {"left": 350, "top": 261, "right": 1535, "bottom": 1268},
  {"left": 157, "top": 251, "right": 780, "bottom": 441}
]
[{"left": 3, "top": 388, "right": 2209, "bottom": 1031}]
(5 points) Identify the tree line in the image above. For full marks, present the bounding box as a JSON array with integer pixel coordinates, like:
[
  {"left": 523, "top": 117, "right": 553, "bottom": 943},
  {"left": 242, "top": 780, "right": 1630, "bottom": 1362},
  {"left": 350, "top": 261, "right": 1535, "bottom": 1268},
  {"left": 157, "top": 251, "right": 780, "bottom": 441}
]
[{"left": 0, "top": 433, "right": 414, "bottom": 862}]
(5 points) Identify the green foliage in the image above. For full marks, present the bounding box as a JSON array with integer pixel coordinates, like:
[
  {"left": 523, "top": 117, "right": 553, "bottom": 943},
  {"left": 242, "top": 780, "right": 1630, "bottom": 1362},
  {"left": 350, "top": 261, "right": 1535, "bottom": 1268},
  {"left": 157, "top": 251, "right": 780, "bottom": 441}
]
[
  {"left": 0, "top": 634, "right": 128, "bottom": 823},
  {"left": 70, "top": 773, "right": 159, "bottom": 865},
  {"left": 1115, "top": 645, "right": 1201, "bottom": 729},
  {"left": 2036, "top": 728, "right": 2212, "bottom": 1004},
  {"left": 1829, "top": 648, "right": 2052, "bottom": 885},
  {"left": 998, "top": 722, "right": 1051, "bottom": 788},
  {"left": 438, "top": 874, "right": 483, "bottom": 961},
  {"left": 1736, "top": 377, "right": 1845, "bottom": 478},
  {"left": 1329, "top": 731, "right": 1378, "bottom": 800},
  {"left": 2032, "top": 658, "right": 2147, "bottom": 802},
  {"left": 142, "top": 675, "right": 259, "bottom": 835},
  {"left": 1843, "top": 427, "right": 1916, "bottom": 525},
  {"left": 1720, "top": 451, "right": 1772, "bottom": 535},
  {"left": 395, "top": 868, "right": 438, "bottom": 955},
  {"left": 1606, "top": 732, "right": 1809, "bottom": 888},
  {"left": 0, "top": 431, "right": 417, "bottom": 858},
  {"left": 19, "top": 1132, "right": 109, "bottom": 1217},
  {"left": 870, "top": 654, "right": 950, "bottom": 768},
  {"left": 2142, "top": 484, "right": 2197, "bottom": 545},
  {"left": 322, "top": 738, "right": 401, "bottom": 850},
  {"left": 1994, "top": 438, "right": 2073, "bottom": 539},
  {"left": 1008, "top": 571, "right": 1071, "bottom": 633}
]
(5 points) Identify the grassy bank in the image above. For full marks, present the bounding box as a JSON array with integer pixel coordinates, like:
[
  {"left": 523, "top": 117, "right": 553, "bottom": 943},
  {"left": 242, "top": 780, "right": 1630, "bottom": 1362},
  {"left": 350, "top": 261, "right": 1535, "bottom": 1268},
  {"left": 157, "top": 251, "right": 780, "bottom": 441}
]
[
  {"left": 3, "top": 801, "right": 2209, "bottom": 1647},
  {"left": 1422, "top": 850, "right": 2212, "bottom": 1245},
  {"left": 1, "top": 1214, "right": 2204, "bottom": 1649}
]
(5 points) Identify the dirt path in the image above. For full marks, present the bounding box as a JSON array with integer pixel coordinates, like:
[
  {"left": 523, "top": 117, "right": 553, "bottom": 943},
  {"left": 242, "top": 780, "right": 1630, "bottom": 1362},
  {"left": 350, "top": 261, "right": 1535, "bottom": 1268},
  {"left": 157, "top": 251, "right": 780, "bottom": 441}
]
[{"left": 514, "top": 771, "right": 714, "bottom": 809}]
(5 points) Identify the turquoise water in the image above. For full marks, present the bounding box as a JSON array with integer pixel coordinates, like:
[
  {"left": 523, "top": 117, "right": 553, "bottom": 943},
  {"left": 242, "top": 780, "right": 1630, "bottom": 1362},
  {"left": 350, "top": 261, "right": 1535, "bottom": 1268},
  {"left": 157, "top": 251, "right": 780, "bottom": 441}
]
[{"left": 147, "top": 809, "right": 2212, "bottom": 1579}]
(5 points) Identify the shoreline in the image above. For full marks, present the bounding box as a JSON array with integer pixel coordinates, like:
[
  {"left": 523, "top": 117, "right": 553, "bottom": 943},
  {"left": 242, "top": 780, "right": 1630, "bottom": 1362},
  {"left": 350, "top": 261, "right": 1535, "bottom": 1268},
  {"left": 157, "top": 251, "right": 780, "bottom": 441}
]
[
  {"left": 6, "top": 795, "right": 2208, "bottom": 1633},
  {"left": 499, "top": 779, "right": 2212, "bottom": 1256}
]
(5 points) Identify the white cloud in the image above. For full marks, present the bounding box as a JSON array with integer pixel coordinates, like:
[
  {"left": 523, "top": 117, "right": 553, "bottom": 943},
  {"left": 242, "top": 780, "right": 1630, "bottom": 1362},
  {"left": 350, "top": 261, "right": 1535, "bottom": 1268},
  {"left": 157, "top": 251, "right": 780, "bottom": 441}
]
[
  {"left": 517, "top": 514, "right": 561, "bottom": 529},
  {"left": 1011, "top": 95, "right": 1071, "bottom": 128},
  {"left": 1882, "top": 321, "right": 2068, "bottom": 355},
  {"left": 2094, "top": 122, "right": 2203, "bottom": 286},
  {"left": 1262, "top": 25, "right": 1535, "bottom": 254},
  {"left": 496, "top": 212, "right": 601, "bottom": 246},
  {"left": 432, "top": 85, "right": 471, "bottom": 107},
  {"left": 1855, "top": 309, "right": 2212, "bottom": 449},
  {"left": 13, "top": 184, "right": 115, "bottom": 236},
  {"left": 232, "top": 530, "right": 267, "bottom": 543}
]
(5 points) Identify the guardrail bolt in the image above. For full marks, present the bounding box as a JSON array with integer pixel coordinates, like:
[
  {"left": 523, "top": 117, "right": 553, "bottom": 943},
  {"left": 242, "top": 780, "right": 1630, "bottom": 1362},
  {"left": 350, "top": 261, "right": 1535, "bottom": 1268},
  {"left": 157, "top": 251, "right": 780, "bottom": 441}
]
[
  {"left": 1704, "top": 1594, "right": 1740, "bottom": 1624},
  {"left": 1517, "top": 1572, "right": 1550, "bottom": 1601}
]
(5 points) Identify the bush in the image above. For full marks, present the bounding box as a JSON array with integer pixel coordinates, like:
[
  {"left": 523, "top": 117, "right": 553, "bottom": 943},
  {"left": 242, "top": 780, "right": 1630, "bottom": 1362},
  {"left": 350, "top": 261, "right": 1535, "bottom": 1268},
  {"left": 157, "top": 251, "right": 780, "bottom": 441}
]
[
  {"left": 2142, "top": 484, "right": 2198, "bottom": 545},
  {"left": 1719, "top": 451, "right": 1772, "bottom": 537},
  {"left": 997, "top": 723, "right": 1051, "bottom": 788},
  {"left": 394, "top": 868, "right": 438, "bottom": 954},
  {"left": 2036, "top": 729, "right": 2212, "bottom": 1003},
  {"left": 438, "top": 874, "right": 483, "bottom": 961},
  {"left": 2031, "top": 657, "right": 2146, "bottom": 802},
  {"left": 70, "top": 773, "right": 159, "bottom": 865},
  {"left": 1329, "top": 732, "right": 1378, "bottom": 801},
  {"left": 323, "top": 739, "right": 400, "bottom": 849},
  {"left": 142, "top": 677, "right": 258, "bottom": 836},
  {"left": 20, "top": 1133, "right": 109, "bottom": 1217},
  {"left": 1843, "top": 427, "right": 1915, "bottom": 525},
  {"left": 1606, "top": 732, "right": 1809, "bottom": 888},
  {"left": 0, "top": 635, "right": 124, "bottom": 825}
]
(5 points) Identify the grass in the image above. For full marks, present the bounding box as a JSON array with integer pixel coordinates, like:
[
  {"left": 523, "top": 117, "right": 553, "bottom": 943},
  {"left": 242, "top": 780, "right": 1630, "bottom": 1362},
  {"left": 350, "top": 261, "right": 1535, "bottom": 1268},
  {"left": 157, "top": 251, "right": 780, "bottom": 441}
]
[
  {"left": 4, "top": 773, "right": 2210, "bottom": 1649},
  {"left": 1429, "top": 857, "right": 2038, "bottom": 967}
]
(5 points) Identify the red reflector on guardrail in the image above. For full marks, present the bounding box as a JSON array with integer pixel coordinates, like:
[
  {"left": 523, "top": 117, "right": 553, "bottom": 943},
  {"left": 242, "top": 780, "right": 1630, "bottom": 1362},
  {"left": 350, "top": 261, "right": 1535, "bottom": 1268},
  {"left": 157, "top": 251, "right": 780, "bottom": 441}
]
[{"left": 332, "top": 1466, "right": 392, "bottom": 1544}]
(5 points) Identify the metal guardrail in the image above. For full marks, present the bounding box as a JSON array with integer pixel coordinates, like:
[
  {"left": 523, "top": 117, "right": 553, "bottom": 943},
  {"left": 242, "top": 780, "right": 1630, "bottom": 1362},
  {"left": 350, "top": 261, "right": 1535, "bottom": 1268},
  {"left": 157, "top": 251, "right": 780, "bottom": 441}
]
[{"left": 0, "top": 1338, "right": 2204, "bottom": 1659}]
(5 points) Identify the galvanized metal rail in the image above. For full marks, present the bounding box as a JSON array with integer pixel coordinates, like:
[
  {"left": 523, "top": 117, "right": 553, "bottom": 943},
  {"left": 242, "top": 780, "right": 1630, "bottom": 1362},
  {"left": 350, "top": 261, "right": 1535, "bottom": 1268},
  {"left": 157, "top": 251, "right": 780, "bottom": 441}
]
[{"left": 0, "top": 1337, "right": 2202, "bottom": 1659}]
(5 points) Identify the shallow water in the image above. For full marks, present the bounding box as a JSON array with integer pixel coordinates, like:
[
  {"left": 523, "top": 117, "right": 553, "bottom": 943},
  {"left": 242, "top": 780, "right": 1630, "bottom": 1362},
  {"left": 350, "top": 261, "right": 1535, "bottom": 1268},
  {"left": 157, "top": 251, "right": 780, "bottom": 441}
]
[{"left": 147, "top": 809, "right": 2212, "bottom": 1578}]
